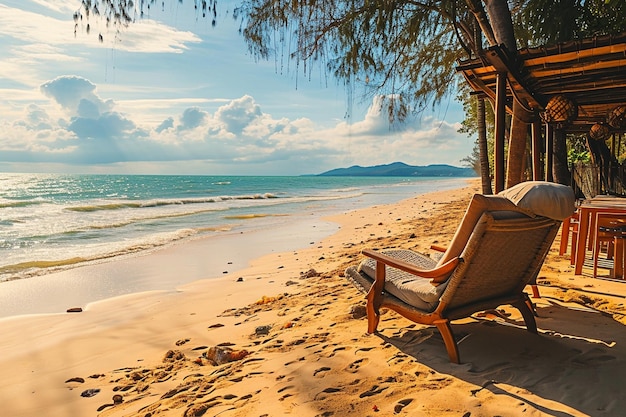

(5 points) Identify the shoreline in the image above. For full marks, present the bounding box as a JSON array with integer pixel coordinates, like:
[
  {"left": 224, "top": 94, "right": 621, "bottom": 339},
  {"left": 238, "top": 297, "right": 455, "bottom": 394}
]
[
  {"left": 0, "top": 175, "right": 469, "bottom": 285},
  {"left": 0, "top": 216, "right": 340, "bottom": 319},
  {"left": 4, "top": 179, "right": 626, "bottom": 416},
  {"left": 0, "top": 178, "right": 470, "bottom": 319}
]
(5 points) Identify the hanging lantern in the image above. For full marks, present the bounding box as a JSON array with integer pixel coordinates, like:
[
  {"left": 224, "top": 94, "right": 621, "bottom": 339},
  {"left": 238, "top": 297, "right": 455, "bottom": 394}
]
[
  {"left": 542, "top": 94, "right": 578, "bottom": 127},
  {"left": 608, "top": 105, "right": 626, "bottom": 129},
  {"left": 589, "top": 122, "right": 611, "bottom": 141}
]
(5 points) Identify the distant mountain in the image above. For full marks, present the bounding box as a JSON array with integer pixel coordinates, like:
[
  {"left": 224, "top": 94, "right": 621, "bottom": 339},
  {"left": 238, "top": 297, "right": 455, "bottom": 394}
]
[{"left": 318, "top": 162, "right": 476, "bottom": 177}]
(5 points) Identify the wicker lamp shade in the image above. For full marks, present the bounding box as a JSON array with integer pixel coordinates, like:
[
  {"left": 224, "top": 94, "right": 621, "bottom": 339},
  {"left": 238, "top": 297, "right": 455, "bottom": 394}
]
[
  {"left": 589, "top": 123, "right": 612, "bottom": 141},
  {"left": 543, "top": 94, "right": 578, "bottom": 126},
  {"left": 608, "top": 105, "right": 626, "bottom": 129}
]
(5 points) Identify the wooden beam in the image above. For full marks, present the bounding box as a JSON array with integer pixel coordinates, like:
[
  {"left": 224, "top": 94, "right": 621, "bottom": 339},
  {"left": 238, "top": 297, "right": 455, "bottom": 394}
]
[
  {"left": 486, "top": 46, "right": 542, "bottom": 110},
  {"left": 494, "top": 72, "right": 507, "bottom": 192}
]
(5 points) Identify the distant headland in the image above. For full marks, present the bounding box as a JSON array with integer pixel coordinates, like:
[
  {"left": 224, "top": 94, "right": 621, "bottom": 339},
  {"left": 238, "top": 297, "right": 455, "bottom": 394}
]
[{"left": 317, "top": 162, "right": 476, "bottom": 177}]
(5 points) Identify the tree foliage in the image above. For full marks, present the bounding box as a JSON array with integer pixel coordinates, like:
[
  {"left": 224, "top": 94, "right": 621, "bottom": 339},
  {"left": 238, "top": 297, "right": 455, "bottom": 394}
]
[
  {"left": 75, "top": 0, "right": 483, "bottom": 122},
  {"left": 75, "top": 1, "right": 625, "bottom": 122},
  {"left": 234, "top": 0, "right": 482, "bottom": 122},
  {"left": 512, "top": 0, "right": 626, "bottom": 46}
]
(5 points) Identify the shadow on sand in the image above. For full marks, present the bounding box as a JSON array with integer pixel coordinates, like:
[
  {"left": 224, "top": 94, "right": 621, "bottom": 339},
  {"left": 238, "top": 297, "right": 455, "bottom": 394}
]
[{"left": 377, "top": 299, "right": 626, "bottom": 416}]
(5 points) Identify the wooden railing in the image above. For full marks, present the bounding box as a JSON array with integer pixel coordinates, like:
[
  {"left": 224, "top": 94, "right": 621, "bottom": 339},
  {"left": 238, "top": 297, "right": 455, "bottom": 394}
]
[{"left": 572, "top": 162, "right": 626, "bottom": 198}]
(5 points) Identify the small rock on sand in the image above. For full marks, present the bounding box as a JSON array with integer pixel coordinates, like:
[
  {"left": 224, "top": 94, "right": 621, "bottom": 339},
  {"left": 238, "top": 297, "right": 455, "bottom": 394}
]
[
  {"left": 349, "top": 304, "right": 367, "bottom": 319},
  {"left": 80, "top": 388, "right": 100, "bottom": 398},
  {"left": 255, "top": 325, "right": 272, "bottom": 336}
]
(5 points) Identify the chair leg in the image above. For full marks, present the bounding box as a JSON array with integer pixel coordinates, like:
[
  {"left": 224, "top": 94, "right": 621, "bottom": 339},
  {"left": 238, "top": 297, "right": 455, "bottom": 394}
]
[
  {"left": 365, "top": 296, "right": 380, "bottom": 333},
  {"left": 434, "top": 319, "right": 460, "bottom": 364},
  {"left": 525, "top": 296, "right": 538, "bottom": 317},
  {"left": 614, "top": 237, "right": 625, "bottom": 279},
  {"left": 559, "top": 217, "right": 571, "bottom": 256},
  {"left": 593, "top": 235, "right": 602, "bottom": 278},
  {"left": 530, "top": 284, "right": 540, "bottom": 299},
  {"left": 515, "top": 296, "right": 538, "bottom": 334},
  {"left": 569, "top": 230, "right": 578, "bottom": 265},
  {"left": 365, "top": 264, "right": 386, "bottom": 333}
]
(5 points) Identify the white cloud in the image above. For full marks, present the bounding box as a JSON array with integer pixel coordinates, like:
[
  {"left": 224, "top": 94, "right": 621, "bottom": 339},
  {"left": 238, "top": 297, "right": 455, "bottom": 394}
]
[
  {"left": 0, "top": 3, "right": 202, "bottom": 89},
  {"left": 0, "top": 3, "right": 201, "bottom": 53},
  {"left": 0, "top": 74, "right": 471, "bottom": 173},
  {"left": 178, "top": 107, "right": 208, "bottom": 131},
  {"left": 0, "top": 1, "right": 472, "bottom": 175},
  {"left": 215, "top": 95, "right": 263, "bottom": 134},
  {"left": 40, "top": 75, "right": 113, "bottom": 116}
]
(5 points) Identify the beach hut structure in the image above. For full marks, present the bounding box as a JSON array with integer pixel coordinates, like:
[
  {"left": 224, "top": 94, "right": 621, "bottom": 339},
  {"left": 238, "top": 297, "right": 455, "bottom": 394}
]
[{"left": 457, "top": 31, "right": 626, "bottom": 197}]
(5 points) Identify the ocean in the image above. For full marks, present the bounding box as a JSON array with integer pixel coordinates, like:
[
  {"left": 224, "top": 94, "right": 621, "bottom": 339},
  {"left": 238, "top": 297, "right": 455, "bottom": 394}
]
[{"left": 0, "top": 173, "right": 468, "bottom": 315}]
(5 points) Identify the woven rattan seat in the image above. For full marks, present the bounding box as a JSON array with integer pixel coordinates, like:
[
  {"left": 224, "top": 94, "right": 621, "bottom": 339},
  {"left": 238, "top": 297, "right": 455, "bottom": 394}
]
[{"left": 344, "top": 182, "right": 575, "bottom": 363}]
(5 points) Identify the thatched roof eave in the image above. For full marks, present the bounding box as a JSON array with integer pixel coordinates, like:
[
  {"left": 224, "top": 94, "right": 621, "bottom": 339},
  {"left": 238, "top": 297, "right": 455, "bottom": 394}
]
[{"left": 457, "top": 32, "right": 626, "bottom": 133}]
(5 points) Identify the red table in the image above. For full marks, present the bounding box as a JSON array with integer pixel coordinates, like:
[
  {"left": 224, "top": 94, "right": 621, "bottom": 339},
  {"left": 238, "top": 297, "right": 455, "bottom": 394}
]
[{"left": 574, "top": 197, "right": 626, "bottom": 276}]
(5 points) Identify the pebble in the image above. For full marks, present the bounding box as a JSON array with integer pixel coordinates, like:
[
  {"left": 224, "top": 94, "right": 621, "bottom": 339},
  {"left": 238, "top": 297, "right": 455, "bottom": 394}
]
[
  {"left": 80, "top": 388, "right": 100, "bottom": 398},
  {"left": 349, "top": 304, "right": 367, "bottom": 319},
  {"left": 255, "top": 325, "right": 272, "bottom": 336}
]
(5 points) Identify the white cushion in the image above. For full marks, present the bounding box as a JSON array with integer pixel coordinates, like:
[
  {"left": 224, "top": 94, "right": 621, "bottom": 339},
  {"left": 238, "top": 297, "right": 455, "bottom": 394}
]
[
  {"left": 358, "top": 250, "right": 446, "bottom": 311},
  {"left": 498, "top": 181, "right": 575, "bottom": 220}
]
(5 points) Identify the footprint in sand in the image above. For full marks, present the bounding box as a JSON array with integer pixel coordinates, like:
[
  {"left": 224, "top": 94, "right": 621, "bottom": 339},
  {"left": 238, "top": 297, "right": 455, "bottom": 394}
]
[
  {"left": 320, "top": 387, "right": 342, "bottom": 394},
  {"left": 277, "top": 385, "right": 295, "bottom": 394},
  {"left": 359, "top": 384, "right": 387, "bottom": 398},
  {"left": 313, "top": 366, "right": 331, "bottom": 377},
  {"left": 175, "top": 338, "right": 190, "bottom": 346},
  {"left": 327, "top": 346, "right": 347, "bottom": 357},
  {"left": 96, "top": 394, "right": 124, "bottom": 412},
  {"left": 394, "top": 398, "right": 413, "bottom": 413},
  {"left": 284, "top": 357, "right": 306, "bottom": 366},
  {"left": 346, "top": 358, "right": 368, "bottom": 372}
]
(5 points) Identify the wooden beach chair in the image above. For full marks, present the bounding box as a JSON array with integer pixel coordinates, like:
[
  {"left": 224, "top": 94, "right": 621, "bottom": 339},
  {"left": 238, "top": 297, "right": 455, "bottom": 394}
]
[{"left": 344, "top": 181, "right": 575, "bottom": 363}]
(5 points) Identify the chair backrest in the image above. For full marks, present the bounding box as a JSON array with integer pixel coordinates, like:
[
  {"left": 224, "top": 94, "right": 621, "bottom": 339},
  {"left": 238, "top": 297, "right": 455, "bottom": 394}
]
[
  {"left": 437, "top": 181, "right": 575, "bottom": 268},
  {"left": 436, "top": 194, "right": 530, "bottom": 267},
  {"left": 440, "top": 211, "right": 560, "bottom": 310}
]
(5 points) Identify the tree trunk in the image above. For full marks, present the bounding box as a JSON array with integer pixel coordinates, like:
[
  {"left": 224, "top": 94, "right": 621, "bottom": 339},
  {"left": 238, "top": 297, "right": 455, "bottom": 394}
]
[
  {"left": 477, "top": 97, "right": 493, "bottom": 194},
  {"left": 484, "top": 0, "right": 533, "bottom": 189},
  {"left": 483, "top": 0, "right": 516, "bottom": 51},
  {"left": 552, "top": 129, "right": 571, "bottom": 185},
  {"left": 506, "top": 100, "right": 530, "bottom": 187}
]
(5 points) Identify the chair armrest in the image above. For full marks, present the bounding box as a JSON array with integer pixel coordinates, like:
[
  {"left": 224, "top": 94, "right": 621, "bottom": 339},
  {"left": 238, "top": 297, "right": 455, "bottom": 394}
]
[
  {"left": 361, "top": 249, "right": 459, "bottom": 284},
  {"left": 430, "top": 244, "right": 447, "bottom": 253}
]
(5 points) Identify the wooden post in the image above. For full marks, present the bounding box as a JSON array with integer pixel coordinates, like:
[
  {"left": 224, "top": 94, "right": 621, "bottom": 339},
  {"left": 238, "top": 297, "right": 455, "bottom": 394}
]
[
  {"left": 494, "top": 72, "right": 507, "bottom": 192},
  {"left": 531, "top": 120, "right": 542, "bottom": 180},
  {"left": 545, "top": 123, "right": 554, "bottom": 182}
]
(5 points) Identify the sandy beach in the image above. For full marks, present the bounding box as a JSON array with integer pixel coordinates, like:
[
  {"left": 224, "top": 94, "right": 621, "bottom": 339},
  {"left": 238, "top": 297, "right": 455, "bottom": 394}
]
[{"left": 2, "top": 180, "right": 626, "bottom": 417}]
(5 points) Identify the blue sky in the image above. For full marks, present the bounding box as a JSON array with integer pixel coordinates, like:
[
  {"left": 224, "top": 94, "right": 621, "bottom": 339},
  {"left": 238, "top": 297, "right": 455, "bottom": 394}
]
[{"left": 0, "top": 0, "right": 474, "bottom": 175}]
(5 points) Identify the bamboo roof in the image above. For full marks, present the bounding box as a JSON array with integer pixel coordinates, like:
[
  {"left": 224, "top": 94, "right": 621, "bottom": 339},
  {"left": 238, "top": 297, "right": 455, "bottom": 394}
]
[{"left": 457, "top": 32, "right": 626, "bottom": 133}]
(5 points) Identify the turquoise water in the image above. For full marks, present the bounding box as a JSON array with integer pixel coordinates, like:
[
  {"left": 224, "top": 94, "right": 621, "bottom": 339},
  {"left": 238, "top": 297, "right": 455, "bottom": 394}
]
[{"left": 0, "top": 173, "right": 468, "bottom": 282}]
